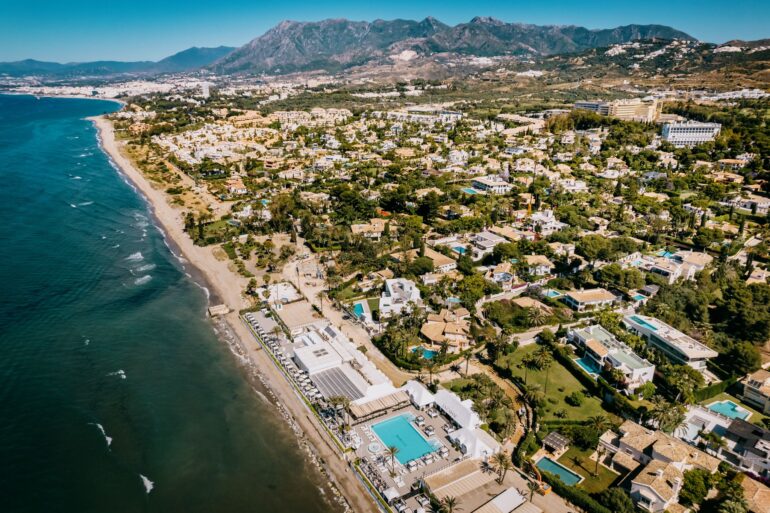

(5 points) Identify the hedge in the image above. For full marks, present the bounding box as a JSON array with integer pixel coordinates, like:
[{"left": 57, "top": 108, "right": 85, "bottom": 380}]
[{"left": 693, "top": 377, "right": 738, "bottom": 403}]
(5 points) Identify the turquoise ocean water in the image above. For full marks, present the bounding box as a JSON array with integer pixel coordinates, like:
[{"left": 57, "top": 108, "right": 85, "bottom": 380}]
[{"left": 0, "top": 94, "right": 338, "bottom": 513}]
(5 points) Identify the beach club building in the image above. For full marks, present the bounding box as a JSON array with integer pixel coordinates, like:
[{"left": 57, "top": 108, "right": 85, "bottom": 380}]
[
  {"left": 291, "top": 324, "right": 401, "bottom": 408},
  {"left": 432, "top": 389, "right": 501, "bottom": 459},
  {"left": 622, "top": 314, "right": 717, "bottom": 373}
]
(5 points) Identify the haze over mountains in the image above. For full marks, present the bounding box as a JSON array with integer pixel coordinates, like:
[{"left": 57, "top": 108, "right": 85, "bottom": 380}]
[
  {"left": 0, "top": 46, "right": 235, "bottom": 78},
  {"left": 0, "top": 17, "right": 698, "bottom": 78}
]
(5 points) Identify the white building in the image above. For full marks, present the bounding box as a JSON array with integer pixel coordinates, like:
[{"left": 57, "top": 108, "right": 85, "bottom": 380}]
[
  {"left": 662, "top": 122, "right": 721, "bottom": 148},
  {"left": 292, "top": 324, "right": 397, "bottom": 404},
  {"left": 471, "top": 175, "right": 512, "bottom": 195},
  {"left": 623, "top": 314, "right": 718, "bottom": 372},
  {"left": 379, "top": 279, "right": 421, "bottom": 317},
  {"left": 569, "top": 325, "right": 655, "bottom": 392},
  {"left": 529, "top": 210, "right": 567, "bottom": 236},
  {"left": 470, "top": 231, "right": 507, "bottom": 261}
]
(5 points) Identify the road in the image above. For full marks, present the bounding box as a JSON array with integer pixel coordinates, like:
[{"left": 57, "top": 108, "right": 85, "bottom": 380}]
[{"left": 282, "top": 253, "right": 412, "bottom": 386}]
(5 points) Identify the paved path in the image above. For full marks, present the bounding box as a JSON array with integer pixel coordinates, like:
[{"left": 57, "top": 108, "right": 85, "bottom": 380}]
[{"left": 282, "top": 253, "right": 412, "bottom": 386}]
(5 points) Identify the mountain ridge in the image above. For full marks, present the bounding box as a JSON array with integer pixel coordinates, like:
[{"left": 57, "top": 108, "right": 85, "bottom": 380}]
[
  {"left": 211, "top": 17, "right": 695, "bottom": 74},
  {"left": 0, "top": 46, "right": 236, "bottom": 78}
]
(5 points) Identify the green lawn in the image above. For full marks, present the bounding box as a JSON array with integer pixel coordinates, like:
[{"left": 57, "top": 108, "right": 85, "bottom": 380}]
[
  {"left": 701, "top": 392, "right": 769, "bottom": 427},
  {"left": 366, "top": 297, "right": 380, "bottom": 312},
  {"left": 496, "top": 344, "right": 609, "bottom": 421},
  {"left": 335, "top": 285, "right": 362, "bottom": 302},
  {"left": 557, "top": 446, "right": 622, "bottom": 494}
]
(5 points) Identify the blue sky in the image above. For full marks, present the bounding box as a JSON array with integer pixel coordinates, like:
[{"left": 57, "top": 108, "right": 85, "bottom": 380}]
[{"left": 1, "top": 0, "right": 768, "bottom": 62}]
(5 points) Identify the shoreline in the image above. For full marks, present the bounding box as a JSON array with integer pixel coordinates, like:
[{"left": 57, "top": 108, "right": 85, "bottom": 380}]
[
  {"left": 1, "top": 90, "right": 127, "bottom": 106},
  {"left": 92, "top": 115, "right": 378, "bottom": 513}
]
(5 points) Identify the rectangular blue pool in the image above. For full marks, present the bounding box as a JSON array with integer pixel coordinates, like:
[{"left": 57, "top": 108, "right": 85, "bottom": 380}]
[
  {"left": 575, "top": 357, "right": 602, "bottom": 376},
  {"left": 371, "top": 414, "right": 437, "bottom": 464},
  {"left": 630, "top": 315, "right": 658, "bottom": 331},
  {"left": 536, "top": 457, "right": 583, "bottom": 486},
  {"left": 707, "top": 400, "right": 751, "bottom": 420}
]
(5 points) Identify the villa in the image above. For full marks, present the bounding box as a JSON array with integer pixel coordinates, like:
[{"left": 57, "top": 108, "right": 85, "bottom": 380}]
[
  {"left": 485, "top": 262, "right": 524, "bottom": 291},
  {"left": 379, "top": 278, "right": 422, "bottom": 318},
  {"left": 472, "top": 175, "right": 512, "bottom": 195},
  {"left": 523, "top": 254, "right": 555, "bottom": 277},
  {"left": 599, "top": 420, "right": 719, "bottom": 513},
  {"left": 470, "top": 231, "right": 508, "bottom": 261},
  {"left": 622, "top": 314, "right": 718, "bottom": 374},
  {"left": 351, "top": 218, "right": 392, "bottom": 241},
  {"left": 742, "top": 369, "right": 770, "bottom": 414},
  {"left": 562, "top": 288, "right": 618, "bottom": 311},
  {"left": 568, "top": 324, "right": 655, "bottom": 392},
  {"left": 420, "top": 309, "right": 472, "bottom": 352},
  {"left": 529, "top": 210, "right": 567, "bottom": 236}
]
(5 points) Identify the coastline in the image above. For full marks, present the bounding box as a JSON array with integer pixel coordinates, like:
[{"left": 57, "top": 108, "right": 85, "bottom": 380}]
[
  {"left": 1, "top": 90, "right": 127, "bottom": 106},
  {"left": 92, "top": 115, "right": 378, "bottom": 513}
]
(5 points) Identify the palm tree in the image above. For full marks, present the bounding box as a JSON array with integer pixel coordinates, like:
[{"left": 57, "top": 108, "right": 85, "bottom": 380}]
[
  {"left": 425, "top": 360, "right": 437, "bottom": 387},
  {"left": 491, "top": 451, "right": 510, "bottom": 483},
  {"left": 522, "top": 353, "right": 537, "bottom": 385},
  {"left": 594, "top": 446, "right": 606, "bottom": 477},
  {"left": 522, "top": 384, "right": 544, "bottom": 407},
  {"left": 440, "top": 495, "right": 461, "bottom": 513},
  {"left": 502, "top": 409, "right": 517, "bottom": 441},
  {"left": 588, "top": 415, "right": 610, "bottom": 434},
  {"left": 533, "top": 346, "right": 553, "bottom": 395},
  {"left": 462, "top": 350, "right": 473, "bottom": 376},
  {"left": 386, "top": 445, "right": 399, "bottom": 475},
  {"left": 497, "top": 456, "right": 512, "bottom": 484},
  {"left": 527, "top": 307, "right": 547, "bottom": 327},
  {"left": 527, "top": 480, "right": 539, "bottom": 501}
]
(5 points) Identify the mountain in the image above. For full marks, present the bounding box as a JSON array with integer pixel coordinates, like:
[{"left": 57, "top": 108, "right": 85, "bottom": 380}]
[
  {"left": 212, "top": 18, "right": 448, "bottom": 74},
  {"left": 153, "top": 46, "right": 236, "bottom": 73},
  {"left": 0, "top": 46, "right": 235, "bottom": 78},
  {"left": 211, "top": 17, "right": 693, "bottom": 74}
]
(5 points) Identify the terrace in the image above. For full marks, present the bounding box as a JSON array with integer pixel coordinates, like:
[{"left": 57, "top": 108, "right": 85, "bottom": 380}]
[{"left": 352, "top": 406, "right": 466, "bottom": 510}]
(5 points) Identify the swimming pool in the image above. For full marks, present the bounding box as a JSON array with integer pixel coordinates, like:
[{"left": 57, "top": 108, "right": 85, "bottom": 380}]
[
  {"left": 707, "top": 400, "right": 751, "bottom": 420},
  {"left": 352, "top": 302, "right": 365, "bottom": 318},
  {"left": 371, "top": 414, "right": 438, "bottom": 464},
  {"left": 574, "top": 356, "right": 602, "bottom": 376},
  {"left": 536, "top": 457, "right": 583, "bottom": 486},
  {"left": 543, "top": 289, "right": 562, "bottom": 298},
  {"left": 412, "top": 346, "right": 437, "bottom": 359},
  {"left": 630, "top": 315, "right": 658, "bottom": 331},
  {"left": 462, "top": 187, "right": 478, "bottom": 195},
  {"left": 632, "top": 294, "right": 646, "bottom": 301},
  {"left": 657, "top": 250, "right": 675, "bottom": 259},
  {"left": 453, "top": 246, "right": 467, "bottom": 255}
]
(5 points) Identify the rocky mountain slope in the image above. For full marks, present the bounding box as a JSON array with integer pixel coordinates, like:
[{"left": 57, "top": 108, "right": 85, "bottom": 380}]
[{"left": 211, "top": 17, "right": 693, "bottom": 74}]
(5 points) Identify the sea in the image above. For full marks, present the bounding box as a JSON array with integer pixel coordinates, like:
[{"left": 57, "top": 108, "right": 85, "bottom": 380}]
[{"left": 0, "top": 94, "right": 339, "bottom": 513}]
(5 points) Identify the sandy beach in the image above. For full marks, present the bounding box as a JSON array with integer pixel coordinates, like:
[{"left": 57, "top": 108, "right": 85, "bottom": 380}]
[{"left": 92, "top": 116, "right": 379, "bottom": 513}]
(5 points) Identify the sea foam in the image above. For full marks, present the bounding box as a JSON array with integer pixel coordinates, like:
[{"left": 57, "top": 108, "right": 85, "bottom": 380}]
[
  {"left": 140, "top": 474, "right": 154, "bottom": 494},
  {"left": 89, "top": 423, "right": 113, "bottom": 448},
  {"left": 125, "top": 252, "right": 143, "bottom": 262},
  {"left": 108, "top": 370, "right": 127, "bottom": 380},
  {"left": 134, "top": 275, "right": 152, "bottom": 285}
]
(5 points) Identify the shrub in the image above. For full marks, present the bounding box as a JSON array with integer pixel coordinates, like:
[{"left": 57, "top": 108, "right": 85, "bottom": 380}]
[{"left": 565, "top": 391, "right": 585, "bottom": 406}]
